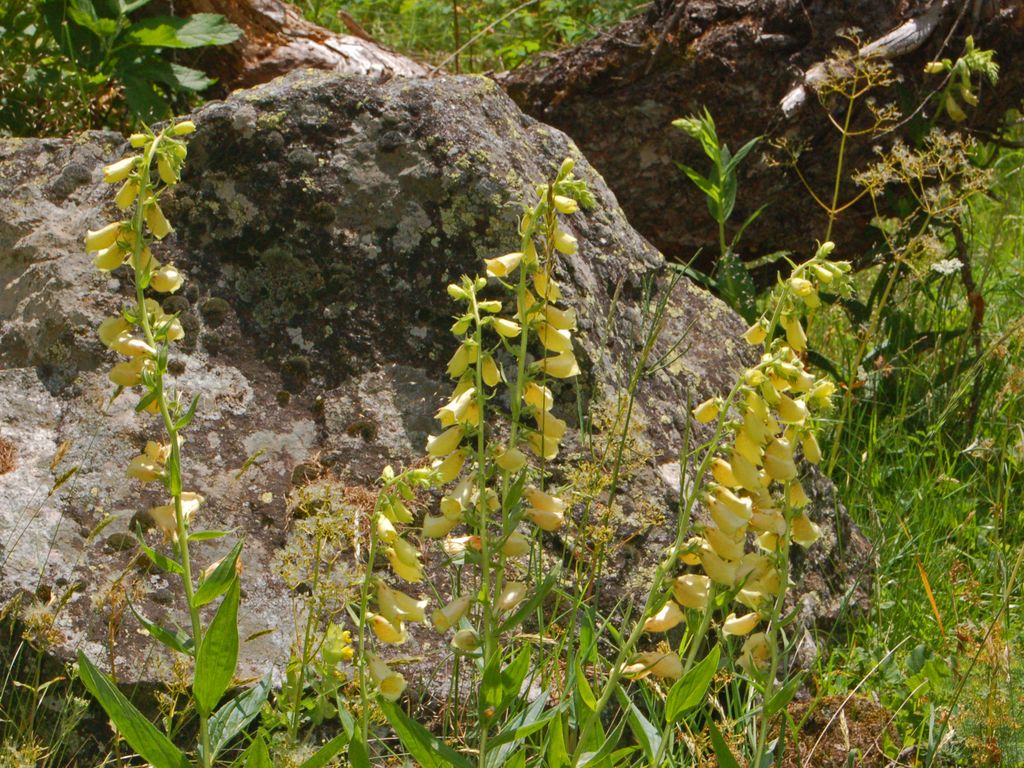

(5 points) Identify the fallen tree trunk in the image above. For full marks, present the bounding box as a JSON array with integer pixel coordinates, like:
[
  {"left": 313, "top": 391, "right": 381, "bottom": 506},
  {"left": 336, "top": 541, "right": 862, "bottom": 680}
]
[
  {"left": 500, "top": 0, "right": 1024, "bottom": 270},
  {"left": 175, "top": 0, "right": 426, "bottom": 89}
]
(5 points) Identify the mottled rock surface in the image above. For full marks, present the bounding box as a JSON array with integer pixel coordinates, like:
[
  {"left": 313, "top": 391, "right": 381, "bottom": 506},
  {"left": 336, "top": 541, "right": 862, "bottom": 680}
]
[{"left": 0, "top": 69, "right": 871, "bottom": 688}]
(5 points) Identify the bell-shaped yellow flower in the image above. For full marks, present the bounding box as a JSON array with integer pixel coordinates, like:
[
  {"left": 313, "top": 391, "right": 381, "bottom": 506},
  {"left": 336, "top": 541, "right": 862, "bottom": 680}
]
[
  {"left": 115, "top": 180, "right": 139, "bottom": 210},
  {"left": 723, "top": 611, "right": 761, "bottom": 636},
  {"left": 738, "top": 632, "right": 770, "bottom": 673},
  {"left": 743, "top": 322, "right": 768, "bottom": 346},
  {"left": 376, "top": 514, "right": 398, "bottom": 544},
  {"left": 484, "top": 252, "right": 523, "bottom": 277},
  {"left": 642, "top": 600, "right": 684, "bottom": 633},
  {"left": 496, "top": 581, "right": 527, "bottom": 612},
  {"left": 495, "top": 445, "right": 527, "bottom": 472},
  {"left": 367, "top": 655, "right": 406, "bottom": 701},
  {"left": 426, "top": 425, "right": 464, "bottom": 457},
  {"left": 801, "top": 433, "right": 822, "bottom": 464},
  {"left": 764, "top": 438, "right": 797, "bottom": 481},
  {"left": 705, "top": 525, "right": 745, "bottom": 561},
  {"left": 552, "top": 195, "right": 578, "bottom": 214},
  {"left": 526, "top": 504, "right": 564, "bottom": 531},
  {"left": 673, "top": 574, "right": 711, "bottom": 610},
  {"left": 102, "top": 157, "right": 137, "bottom": 184},
  {"left": 533, "top": 271, "right": 561, "bottom": 302},
  {"left": 537, "top": 322, "right": 573, "bottom": 353},
  {"left": 145, "top": 202, "right": 172, "bottom": 239},
  {"left": 93, "top": 244, "right": 129, "bottom": 271},
  {"left": 534, "top": 351, "right": 579, "bottom": 379},
  {"left": 692, "top": 398, "right": 719, "bottom": 424},
  {"left": 108, "top": 357, "right": 148, "bottom": 387},
  {"left": 622, "top": 651, "right": 683, "bottom": 681},
  {"left": 711, "top": 458, "right": 738, "bottom": 488},
  {"left": 432, "top": 449, "right": 466, "bottom": 484},
  {"left": 782, "top": 314, "right": 807, "bottom": 352},
  {"left": 432, "top": 595, "right": 471, "bottom": 632},
  {"left": 437, "top": 388, "right": 476, "bottom": 427},
  {"left": 451, "top": 628, "right": 481, "bottom": 652},
  {"left": 553, "top": 229, "right": 578, "bottom": 255},
  {"left": 700, "top": 547, "right": 738, "bottom": 587},
  {"left": 729, "top": 451, "right": 763, "bottom": 492},
  {"left": 524, "top": 382, "right": 554, "bottom": 412},
  {"left": 501, "top": 532, "right": 531, "bottom": 557},
  {"left": 791, "top": 513, "right": 822, "bottom": 547},
  {"left": 785, "top": 480, "right": 810, "bottom": 509},
  {"left": 98, "top": 317, "right": 131, "bottom": 347},
  {"left": 385, "top": 546, "right": 423, "bottom": 583},
  {"left": 777, "top": 394, "right": 808, "bottom": 425},
  {"left": 110, "top": 334, "right": 155, "bottom": 358},
  {"left": 543, "top": 304, "right": 576, "bottom": 331},
  {"left": 422, "top": 514, "right": 459, "bottom": 538},
  {"left": 734, "top": 429, "right": 764, "bottom": 467},
  {"left": 481, "top": 355, "right": 502, "bottom": 387},
  {"left": 127, "top": 454, "right": 161, "bottom": 483},
  {"left": 150, "top": 265, "right": 183, "bottom": 294},
  {"left": 493, "top": 318, "right": 521, "bottom": 338},
  {"left": 367, "top": 613, "right": 407, "bottom": 644}
]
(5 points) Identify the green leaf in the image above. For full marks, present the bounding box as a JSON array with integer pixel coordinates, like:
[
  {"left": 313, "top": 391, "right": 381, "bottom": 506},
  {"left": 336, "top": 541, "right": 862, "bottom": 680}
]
[
  {"left": 378, "top": 699, "right": 474, "bottom": 768},
  {"left": 129, "top": 603, "right": 193, "bottom": 656},
  {"left": 724, "top": 135, "right": 761, "bottom": 176},
  {"left": 765, "top": 675, "right": 801, "bottom": 718},
  {"left": 67, "top": 0, "right": 119, "bottom": 38},
  {"left": 616, "top": 690, "right": 662, "bottom": 764},
  {"left": 193, "top": 577, "right": 240, "bottom": 716},
  {"left": 193, "top": 539, "right": 244, "bottom": 607},
  {"left": 134, "top": 527, "right": 185, "bottom": 575},
  {"left": 665, "top": 644, "right": 719, "bottom": 722},
  {"left": 127, "top": 13, "right": 241, "bottom": 48},
  {"left": 708, "top": 720, "right": 741, "bottom": 768},
  {"left": 243, "top": 732, "right": 272, "bottom": 768},
  {"left": 574, "top": 660, "right": 597, "bottom": 711},
  {"left": 190, "top": 530, "right": 232, "bottom": 542},
  {"left": 546, "top": 713, "right": 569, "bottom": 768},
  {"left": 298, "top": 732, "right": 349, "bottom": 768},
  {"left": 206, "top": 674, "right": 271, "bottom": 761},
  {"left": 677, "top": 162, "right": 717, "bottom": 200},
  {"left": 578, "top": 717, "right": 626, "bottom": 768},
  {"left": 347, "top": 728, "right": 370, "bottom": 768},
  {"left": 76, "top": 652, "right": 190, "bottom": 768},
  {"left": 480, "top": 646, "right": 531, "bottom": 726},
  {"left": 176, "top": 393, "right": 201, "bottom": 430},
  {"left": 487, "top": 691, "right": 556, "bottom": 756}
]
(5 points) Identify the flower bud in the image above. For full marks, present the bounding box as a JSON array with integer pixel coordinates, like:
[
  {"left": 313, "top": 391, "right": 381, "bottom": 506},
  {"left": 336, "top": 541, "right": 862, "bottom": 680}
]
[
  {"left": 924, "top": 61, "right": 945, "bottom": 74},
  {"left": 447, "top": 283, "right": 467, "bottom": 300},
  {"left": 692, "top": 398, "right": 719, "bottom": 424},
  {"left": 501, "top": 532, "right": 531, "bottom": 557},
  {"left": 171, "top": 120, "right": 196, "bottom": 136},
  {"left": 789, "top": 277, "right": 815, "bottom": 297},
  {"left": 497, "top": 582, "right": 528, "bottom": 612},
  {"left": 553, "top": 195, "right": 578, "bottom": 214},
  {"left": 129, "top": 133, "right": 149, "bottom": 147}
]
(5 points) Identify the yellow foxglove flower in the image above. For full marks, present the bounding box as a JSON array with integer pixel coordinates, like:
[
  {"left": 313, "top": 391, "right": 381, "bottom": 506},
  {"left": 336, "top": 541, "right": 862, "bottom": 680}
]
[
  {"left": 432, "top": 595, "right": 470, "bottom": 632},
  {"left": 755, "top": 531, "right": 781, "bottom": 551},
  {"left": 535, "top": 411, "right": 567, "bottom": 441},
  {"left": 385, "top": 547, "right": 423, "bottom": 582},
  {"left": 157, "top": 156, "right": 177, "bottom": 186},
  {"left": 708, "top": 497, "right": 748, "bottom": 534},
  {"left": 743, "top": 321, "right": 767, "bottom": 345},
  {"left": 501, "top": 532, "right": 531, "bottom": 557},
  {"left": 738, "top": 632, "right": 770, "bottom": 673},
  {"left": 700, "top": 547, "right": 738, "bottom": 586},
  {"left": 93, "top": 244, "right": 128, "bottom": 271},
  {"left": 148, "top": 492, "right": 203, "bottom": 539},
  {"left": 729, "top": 451, "right": 763, "bottom": 492},
  {"left": 789, "top": 277, "right": 814, "bottom": 297},
  {"left": 750, "top": 509, "right": 786, "bottom": 535},
  {"left": 777, "top": 394, "right": 808, "bottom": 425},
  {"left": 723, "top": 611, "right": 760, "bottom": 636},
  {"left": 743, "top": 411, "right": 769, "bottom": 445},
  {"left": 534, "top": 271, "right": 561, "bottom": 301},
  {"left": 144, "top": 440, "right": 172, "bottom": 464},
  {"left": 811, "top": 263, "right": 834, "bottom": 283},
  {"left": 712, "top": 458, "right": 738, "bottom": 488},
  {"left": 392, "top": 535, "right": 422, "bottom": 568},
  {"left": 447, "top": 343, "right": 472, "bottom": 378},
  {"left": 133, "top": 246, "right": 155, "bottom": 272},
  {"left": 553, "top": 195, "right": 578, "bottom": 214},
  {"left": 782, "top": 315, "right": 807, "bottom": 352},
  {"left": 432, "top": 449, "right": 466, "bottom": 484},
  {"left": 108, "top": 357, "right": 147, "bottom": 387},
  {"left": 679, "top": 536, "right": 704, "bottom": 566},
  {"left": 534, "top": 351, "right": 579, "bottom": 379},
  {"left": 437, "top": 388, "right": 476, "bottom": 427},
  {"left": 127, "top": 455, "right": 161, "bottom": 483},
  {"left": 543, "top": 304, "right": 576, "bottom": 330},
  {"left": 785, "top": 480, "right": 810, "bottom": 509},
  {"left": 115, "top": 180, "right": 139, "bottom": 210},
  {"left": 103, "top": 157, "right": 137, "bottom": 184},
  {"left": 692, "top": 398, "right": 719, "bottom": 423},
  {"left": 423, "top": 514, "right": 459, "bottom": 538},
  {"left": 713, "top": 486, "right": 753, "bottom": 519},
  {"left": 622, "top": 652, "right": 683, "bottom": 681},
  {"left": 150, "top": 265, "right": 183, "bottom": 294},
  {"left": 791, "top": 513, "right": 822, "bottom": 547},
  {"left": 525, "top": 486, "right": 565, "bottom": 514},
  {"left": 110, "top": 334, "right": 155, "bottom": 358},
  {"left": 171, "top": 120, "right": 196, "bottom": 136},
  {"left": 451, "top": 628, "right": 481, "bottom": 652},
  {"left": 495, "top": 445, "right": 527, "bottom": 472},
  {"left": 537, "top": 322, "right": 573, "bottom": 353},
  {"left": 496, "top": 582, "right": 527, "bottom": 612},
  {"left": 524, "top": 382, "right": 554, "bottom": 412},
  {"left": 484, "top": 252, "right": 523, "bottom": 277},
  {"left": 705, "top": 525, "right": 745, "bottom": 561},
  {"left": 426, "top": 425, "right": 464, "bottom": 457},
  {"left": 802, "top": 433, "right": 821, "bottom": 464},
  {"left": 673, "top": 574, "right": 711, "bottom": 610},
  {"left": 764, "top": 438, "right": 797, "bottom": 481},
  {"left": 518, "top": 288, "right": 541, "bottom": 320},
  {"left": 383, "top": 496, "right": 414, "bottom": 524},
  {"left": 526, "top": 504, "right": 564, "bottom": 531},
  {"left": 734, "top": 430, "right": 763, "bottom": 467},
  {"left": 376, "top": 514, "right": 398, "bottom": 544},
  {"left": 493, "top": 318, "right": 521, "bottom": 338},
  {"left": 642, "top": 601, "right": 684, "bottom": 633},
  {"left": 791, "top": 370, "right": 815, "bottom": 393},
  {"left": 145, "top": 202, "right": 172, "bottom": 239},
  {"left": 442, "top": 534, "right": 479, "bottom": 556},
  {"left": 527, "top": 432, "right": 560, "bottom": 461},
  {"left": 368, "top": 613, "right": 407, "bottom": 644},
  {"left": 481, "top": 355, "right": 502, "bottom": 387},
  {"left": 809, "top": 380, "right": 836, "bottom": 408},
  {"left": 478, "top": 300, "right": 502, "bottom": 313},
  {"left": 98, "top": 317, "right": 131, "bottom": 347},
  {"left": 129, "top": 133, "right": 148, "bottom": 147},
  {"left": 367, "top": 655, "right": 406, "bottom": 701},
  {"left": 554, "top": 229, "right": 578, "bottom": 255}
]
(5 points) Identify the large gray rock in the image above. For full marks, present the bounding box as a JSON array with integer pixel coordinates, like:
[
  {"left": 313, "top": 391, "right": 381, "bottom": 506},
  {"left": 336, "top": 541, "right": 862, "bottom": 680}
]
[{"left": 0, "top": 69, "right": 871, "bottom": 687}]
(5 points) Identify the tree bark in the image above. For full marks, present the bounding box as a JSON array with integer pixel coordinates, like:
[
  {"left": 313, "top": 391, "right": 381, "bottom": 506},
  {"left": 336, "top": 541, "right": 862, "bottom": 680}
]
[
  {"left": 499, "top": 0, "right": 1024, "bottom": 271},
  {"left": 175, "top": 0, "right": 426, "bottom": 89}
]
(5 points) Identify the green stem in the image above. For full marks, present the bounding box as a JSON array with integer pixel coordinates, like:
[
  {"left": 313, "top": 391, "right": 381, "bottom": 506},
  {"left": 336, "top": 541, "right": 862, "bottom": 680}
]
[
  {"left": 823, "top": 88, "right": 857, "bottom": 243},
  {"left": 289, "top": 532, "right": 323, "bottom": 743},
  {"left": 356, "top": 495, "right": 382, "bottom": 751},
  {"left": 131, "top": 131, "right": 210, "bottom": 766}
]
